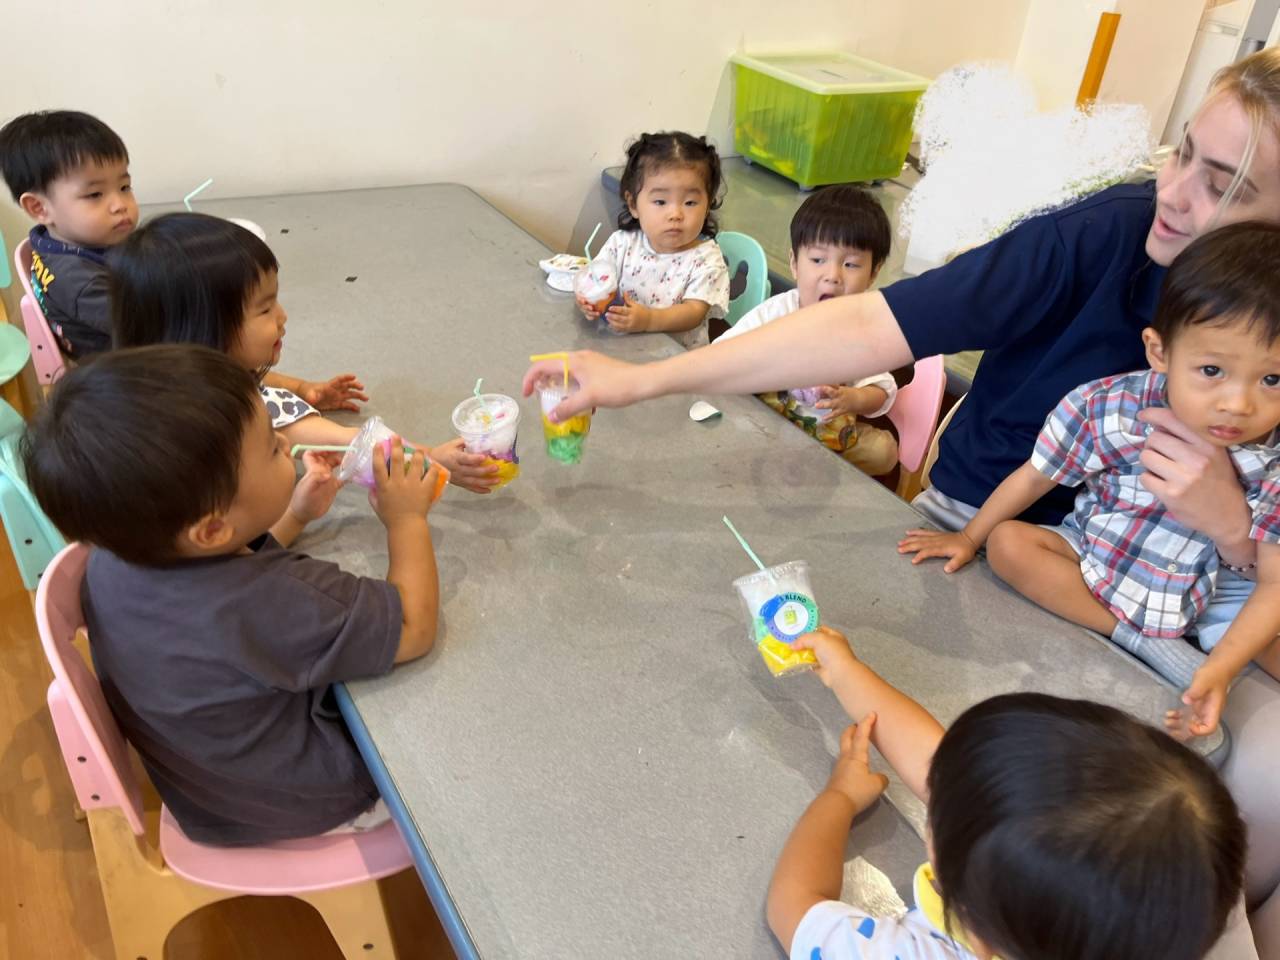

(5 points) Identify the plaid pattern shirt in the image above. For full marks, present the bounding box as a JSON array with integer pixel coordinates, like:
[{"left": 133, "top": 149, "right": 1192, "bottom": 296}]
[{"left": 1031, "top": 369, "right": 1280, "bottom": 640}]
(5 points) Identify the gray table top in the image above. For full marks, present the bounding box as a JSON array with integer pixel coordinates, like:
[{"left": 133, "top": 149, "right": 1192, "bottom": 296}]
[
  {"left": 599, "top": 158, "right": 982, "bottom": 392},
  {"left": 156, "top": 185, "right": 1198, "bottom": 959}
]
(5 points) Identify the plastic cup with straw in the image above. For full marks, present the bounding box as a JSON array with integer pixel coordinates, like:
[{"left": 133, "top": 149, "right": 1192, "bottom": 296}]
[
  {"left": 291, "top": 418, "right": 448, "bottom": 500},
  {"left": 451, "top": 377, "right": 521, "bottom": 489},
  {"left": 724, "top": 515, "right": 820, "bottom": 677},
  {"left": 530, "top": 352, "right": 591, "bottom": 464},
  {"left": 574, "top": 221, "right": 617, "bottom": 321}
]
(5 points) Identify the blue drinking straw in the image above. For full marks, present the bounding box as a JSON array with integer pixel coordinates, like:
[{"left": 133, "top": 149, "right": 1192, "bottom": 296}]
[
  {"left": 183, "top": 177, "right": 214, "bottom": 211},
  {"left": 722, "top": 515, "right": 770, "bottom": 575}
]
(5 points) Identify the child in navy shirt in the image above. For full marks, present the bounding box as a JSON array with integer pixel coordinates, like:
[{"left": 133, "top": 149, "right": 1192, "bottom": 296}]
[{"left": 0, "top": 110, "right": 137, "bottom": 359}]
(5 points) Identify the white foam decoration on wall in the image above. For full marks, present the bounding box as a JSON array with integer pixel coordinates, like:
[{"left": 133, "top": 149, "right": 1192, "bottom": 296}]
[{"left": 899, "top": 63, "right": 1153, "bottom": 274}]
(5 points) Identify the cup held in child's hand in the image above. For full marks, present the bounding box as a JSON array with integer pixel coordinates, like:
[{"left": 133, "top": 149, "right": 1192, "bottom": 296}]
[
  {"left": 574, "top": 257, "right": 618, "bottom": 318},
  {"left": 451, "top": 394, "right": 521, "bottom": 488},
  {"left": 336, "top": 416, "right": 449, "bottom": 501},
  {"left": 732, "top": 560, "right": 820, "bottom": 677},
  {"left": 536, "top": 375, "right": 592, "bottom": 464},
  {"left": 789, "top": 386, "right": 826, "bottom": 421}
]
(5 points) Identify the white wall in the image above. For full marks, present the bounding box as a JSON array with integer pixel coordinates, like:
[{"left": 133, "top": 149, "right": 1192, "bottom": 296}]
[
  {"left": 1100, "top": 0, "right": 1205, "bottom": 142},
  {"left": 0, "top": 1, "right": 1032, "bottom": 251},
  {"left": 1014, "top": 0, "right": 1121, "bottom": 110}
]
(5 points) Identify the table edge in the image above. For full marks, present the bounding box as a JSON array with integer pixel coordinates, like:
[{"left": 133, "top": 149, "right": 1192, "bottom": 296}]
[{"left": 335, "top": 682, "right": 483, "bottom": 960}]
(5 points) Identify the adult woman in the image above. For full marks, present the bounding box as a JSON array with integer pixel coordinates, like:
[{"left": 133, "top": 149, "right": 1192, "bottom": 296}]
[{"left": 528, "top": 50, "right": 1280, "bottom": 954}]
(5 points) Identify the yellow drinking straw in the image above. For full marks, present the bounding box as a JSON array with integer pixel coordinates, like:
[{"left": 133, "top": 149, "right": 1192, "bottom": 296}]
[{"left": 529, "top": 352, "right": 570, "bottom": 391}]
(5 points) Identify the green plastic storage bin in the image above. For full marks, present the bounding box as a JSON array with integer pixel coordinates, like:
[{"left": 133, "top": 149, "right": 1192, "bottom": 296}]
[{"left": 731, "top": 52, "right": 929, "bottom": 189}]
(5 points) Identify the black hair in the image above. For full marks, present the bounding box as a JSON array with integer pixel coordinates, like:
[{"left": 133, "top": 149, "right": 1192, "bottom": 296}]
[
  {"left": 111, "top": 212, "right": 279, "bottom": 357},
  {"left": 1152, "top": 220, "right": 1280, "bottom": 346},
  {"left": 789, "top": 185, "right": 892, "bottom": 270},
  {"left": 21, "top": 345, "right": 261, "bottom": 567},
  {"left": 616, "top": 131, "right": 723, "bottom": 238},
  {"left": 927, "top": 693, "right": 1244, "bottom": 960},
  {"left": 0, "top": 110, "right": 128, "bottom": 202}
]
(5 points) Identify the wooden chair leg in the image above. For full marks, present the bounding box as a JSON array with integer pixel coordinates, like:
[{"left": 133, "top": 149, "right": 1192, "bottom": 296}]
[
  {"left": 896, "top": 468, "right": 925, "bottom": 503},
  {"left": 303, "top": 878, "right": 399, "bottom": 959},
  {"left": 87, "top": 809, "right": 232, "bottom": 960}
]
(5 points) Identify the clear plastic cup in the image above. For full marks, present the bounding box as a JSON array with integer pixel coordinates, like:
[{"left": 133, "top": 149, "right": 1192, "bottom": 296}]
[
  {"left": 535, "top": 375, "right": 592, "bottom": 464},
  {"left": 451, "top": 394, "right": 521, "bottom": 488},
  {"left": 335, "top": 415, "right": 449, "bottom": 501},
  {"left": 574, "top": 257, "right": 618, "bottom": 316},
  {"left": 732, "top": 560, "right": 820, "bottom": 677},
  {"left": 788, "top": 386, "right": 826, "bottom": 421}
]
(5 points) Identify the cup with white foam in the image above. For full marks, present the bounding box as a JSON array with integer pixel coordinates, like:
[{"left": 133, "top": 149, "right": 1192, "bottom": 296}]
[{"left": 451, "top": 394, "right": 521, "bottom": 488}]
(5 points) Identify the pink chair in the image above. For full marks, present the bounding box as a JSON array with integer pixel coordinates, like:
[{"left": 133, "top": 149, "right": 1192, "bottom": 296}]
[
  {"left": 886, "top": 354, "right": 946, "bottom": 499},
  {"left": 14, "top": 238, "right": 68, "bottom": 388},
  {"left": 36, "top": 543, "right": 413, "bottom": 960}
]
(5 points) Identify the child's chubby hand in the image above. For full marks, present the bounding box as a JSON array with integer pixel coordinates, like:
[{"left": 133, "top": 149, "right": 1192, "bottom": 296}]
[
  {"left": 897, "top": 528, "right": 979, "bottom": 573},
  {"left": 287, "top": 450, "right": 344, "bottom": 524},
  {"left": 1165, "top": 661, "right": 1233, "bottom": 741},
  {"left": 576, "top": 295, "right": 604, "bottom": 322},
  {"left": 369, "top": 436, "right": 442, "bottom": 525},
  {"left": 298, "top": 373, "right": 369, "bottom": 413},
  {"left": 429, "top": 437, "right": 501, "bottom": 494},
  {"left": 791, "top": 626, "right": 861, "bottom": 689},
  {"left": 814, "top": 385, "right": 867, "bottom": 420},
  {"left": 605, "top": 294, "right": 652, "bottom": 334},
  {"left": 824, "top": 715, "right": 890, "bottom": 816}
]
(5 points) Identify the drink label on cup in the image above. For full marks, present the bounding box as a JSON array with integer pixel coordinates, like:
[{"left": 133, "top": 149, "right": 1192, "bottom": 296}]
[{"left": 757, "top": 592, "right": 820, "bottom": 643}]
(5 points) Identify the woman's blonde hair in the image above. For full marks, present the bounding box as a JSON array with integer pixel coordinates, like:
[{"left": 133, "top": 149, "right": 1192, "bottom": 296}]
[{"left": 1200, "top": 48, "right": 1280, "bottom": 216}]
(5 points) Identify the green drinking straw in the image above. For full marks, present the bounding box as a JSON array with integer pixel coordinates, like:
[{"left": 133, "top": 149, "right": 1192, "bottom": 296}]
[
  {"left": 474, "top": 377, "right": 483, "bottom": 399},
  {"left": 291, "top": 441, "right": 417, "bottom": 458},
  {"left": 722, "top": 515, "right": 772, "bottom": 578},
  {"left": 584, "top": 222, "right": 602, "bottom": 261},
  {"left": 183, "top": 177, "right": 214, "bottom": 212}
]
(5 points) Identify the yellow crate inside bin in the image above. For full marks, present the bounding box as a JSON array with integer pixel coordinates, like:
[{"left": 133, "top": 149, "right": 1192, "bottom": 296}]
[{"left": 731, "top": 52, "right": 929, "bottom": 189}]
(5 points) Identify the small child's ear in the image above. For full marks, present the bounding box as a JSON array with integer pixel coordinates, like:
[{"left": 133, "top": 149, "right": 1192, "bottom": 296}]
[
  {"left": 181, "top": 513, "right": 234, "bottom": 554},
  {"left": 869, "top": 261, "right": 884, "bottom": 284},
  {"left": 19, "top": 192, "right": 51, "bottom": 224},
  {"left": 624, "top": 191, "right": 638, "bottom": 218},
  {"left": 1142, "top": 327, "right": 1169, "bottom": 372},
  {"left": 788, "top": 249, "right": 799, "bottom": 281}
]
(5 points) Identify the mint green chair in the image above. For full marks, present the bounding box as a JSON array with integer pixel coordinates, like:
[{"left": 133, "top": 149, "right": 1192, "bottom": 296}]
[
  {"left": 717, "top": 231, "right": 771, "bottom": 327},
  {"left": 0, "top": 399, "right": 64, "bottom": 589}
]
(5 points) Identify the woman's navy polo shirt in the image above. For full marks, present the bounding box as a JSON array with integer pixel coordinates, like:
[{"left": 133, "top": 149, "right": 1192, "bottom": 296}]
[{"left": 884, "top": 181, "right": 1167, "bottom": 524}]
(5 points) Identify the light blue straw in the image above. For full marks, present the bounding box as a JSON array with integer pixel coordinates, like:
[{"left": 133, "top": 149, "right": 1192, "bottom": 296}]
[
  {"left": 722, "top": 515, "right": 769, "bottom": 574},
  {"left": 183, "top": 177, "right": 214, "bottom": 212},
  {"left": 584, "top": 222, "right": 602, "bottom": 261}
]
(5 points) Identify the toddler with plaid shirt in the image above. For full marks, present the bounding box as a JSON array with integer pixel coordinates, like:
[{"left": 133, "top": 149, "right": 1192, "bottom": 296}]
[{"left": 899, "top": 222, "right": 1280, "bottom": 739}]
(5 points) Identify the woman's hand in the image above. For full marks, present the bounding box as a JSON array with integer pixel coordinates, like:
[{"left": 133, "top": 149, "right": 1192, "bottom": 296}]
[{"left": 522, "top": 351, "right": 645, "bottom": 421}]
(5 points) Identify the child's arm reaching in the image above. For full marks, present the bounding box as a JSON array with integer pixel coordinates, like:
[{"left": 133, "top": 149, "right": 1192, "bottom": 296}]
[
  {"left": 1169, "top": 540, "right": 1280, "bottom": 738},
  {"left": 792, "top": 626, "right": 944, "bottom": 804},
  {"left": 814, "top": 383, "right": 890, "bottom": 419},
  {"left": 370, "top": 437, "right": 440, "bottom": 664},
  {"left": 898, "top": 461, "right": 1058, "bottom": 572},
  {"left": 279, "top": 415, "right": 360, "bottom": 448},
  {"left": 270, "top": 451, "right": 342, "bottom": 547},
  {"left": 766, "top": 716, "right": 889, "bottom": 951},
  {"left": 606, "top": 296, "right": 709, "bottom": 335},
  {"left": 264, "top": 371, "right": 368, "bottom": 413}
]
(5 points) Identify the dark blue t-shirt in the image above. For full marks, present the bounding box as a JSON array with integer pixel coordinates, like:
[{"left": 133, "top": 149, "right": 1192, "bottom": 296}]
[{"left": 885, "top": 181, "right": 1166, "bottom": 524}]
